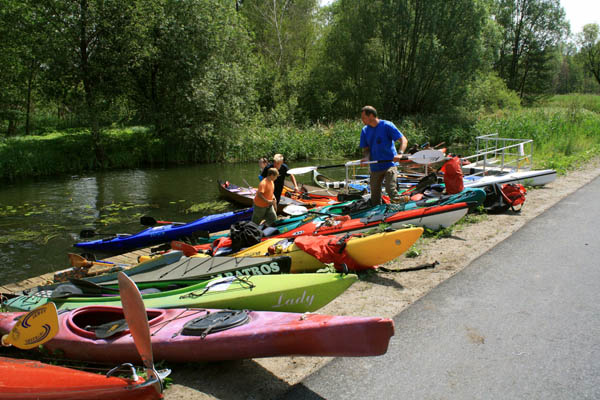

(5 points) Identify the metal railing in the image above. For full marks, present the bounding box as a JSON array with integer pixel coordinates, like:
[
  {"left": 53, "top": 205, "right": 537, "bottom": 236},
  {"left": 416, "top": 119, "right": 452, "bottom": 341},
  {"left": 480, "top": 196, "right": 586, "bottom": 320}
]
[{"left": 462, "top": 133, "right": 533, "bottom": 176}]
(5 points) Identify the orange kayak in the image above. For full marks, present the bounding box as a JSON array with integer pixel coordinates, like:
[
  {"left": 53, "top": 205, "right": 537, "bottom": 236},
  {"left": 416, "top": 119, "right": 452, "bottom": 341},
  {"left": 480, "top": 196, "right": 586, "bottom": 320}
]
[{"left": 0, "top": 356, "right": 161, "bottom": 400}]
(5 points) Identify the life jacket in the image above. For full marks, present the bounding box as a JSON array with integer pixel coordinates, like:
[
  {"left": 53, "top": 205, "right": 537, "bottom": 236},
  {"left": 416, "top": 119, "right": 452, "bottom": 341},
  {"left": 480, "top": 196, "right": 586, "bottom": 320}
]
[
  {"left": 440, "top": 156, "right": 464, "bottom": 195},
  {"left": 499, "top": 183, "right": 527, "bottom": 211},
  {"left": 293, "top": 234, "right": 367, "bottom": 271},
  {"left": 483, "top": 183, "right": 527, "bottom": 213}
]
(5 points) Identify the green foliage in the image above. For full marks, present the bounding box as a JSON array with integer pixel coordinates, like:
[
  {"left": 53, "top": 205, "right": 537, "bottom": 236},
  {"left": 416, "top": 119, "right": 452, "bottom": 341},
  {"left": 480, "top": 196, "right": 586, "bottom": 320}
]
[
  {"left": 465, "top": 72, "right": 522, "bottom": 114},
  {"left": 473, "top": 96, "right": 600, "bottom": 173},
  {"left": 303, "top": 0, "right": 488, "bottom": 121},
  {"left": 578, "top": 23, "right": 600, "bottom": 87},
  {"left": 405, "top": 245, "right": 421, "bottom": 258},
  {"left": 0, "top": 127, "right": 166, "bottom": 181},
  {"left": 493, "top": 0, "right": 569, "bottom": 100}
]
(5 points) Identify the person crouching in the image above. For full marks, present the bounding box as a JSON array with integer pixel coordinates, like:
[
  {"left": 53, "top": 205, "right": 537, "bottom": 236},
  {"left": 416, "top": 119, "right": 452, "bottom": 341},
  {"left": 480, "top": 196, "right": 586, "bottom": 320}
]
[{"left": 252, "top": 167, "right": 279, "bottom": 226}]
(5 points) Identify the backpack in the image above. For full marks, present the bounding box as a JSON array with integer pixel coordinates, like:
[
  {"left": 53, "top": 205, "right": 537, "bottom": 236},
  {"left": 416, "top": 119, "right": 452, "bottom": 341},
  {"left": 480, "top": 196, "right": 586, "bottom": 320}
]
[
  {"left": 483, "top": 183, "right": 527, "bottom": 213},
  {"left": 230, "top": 221, "right": 264, "bottom": 252}
]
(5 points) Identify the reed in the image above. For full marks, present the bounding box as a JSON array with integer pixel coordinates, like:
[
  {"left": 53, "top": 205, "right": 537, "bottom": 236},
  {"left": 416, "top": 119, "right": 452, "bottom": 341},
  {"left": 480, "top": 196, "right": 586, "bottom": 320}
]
[{"left": 473, "top": 98, "right": 600, "bottom": 173}]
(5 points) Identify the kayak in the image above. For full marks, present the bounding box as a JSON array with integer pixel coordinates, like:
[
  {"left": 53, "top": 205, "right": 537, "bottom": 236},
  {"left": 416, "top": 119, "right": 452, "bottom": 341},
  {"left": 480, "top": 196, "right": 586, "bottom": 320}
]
[
  {"left": 218, "top": 180, "right": 305, "bottom": 213},
  {"left": 186, "top": 202, "right": 470, "bottom": 256},
  {"left": 234, "top": 227, "right": 424, "bottom": 272},
  {"left": 97, "top": 254, "right": 292, "bottom": 284},
  {"left": 0, "top": 356, "right": 161, "bottom": 400},
  {"left": 74, "top": 207, "right": 253, "bottom": 254},
  {"left": 0, "top": 306, "right": 394, "bottom": 363},
  {"left": 275, "top": 202, "right": 470, "bottom": 237},
  {"left": 463, "top": 169, "right": 557, "bottom": 188},
  {"left": 3, "top": 273, "right": 357, "bottom": 313}
]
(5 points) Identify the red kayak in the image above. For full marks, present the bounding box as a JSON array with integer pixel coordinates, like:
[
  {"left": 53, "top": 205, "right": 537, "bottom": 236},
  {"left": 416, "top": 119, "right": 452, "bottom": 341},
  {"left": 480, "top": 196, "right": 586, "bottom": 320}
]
[
  {"left": 0, "top": 356, "right": 161, "bottom": 400},
  {"left": 193, "top": 201, "right": 469, "bottom": 255},
  {"left": 0, "top": 306, "right": 394, "bottom": 363}
]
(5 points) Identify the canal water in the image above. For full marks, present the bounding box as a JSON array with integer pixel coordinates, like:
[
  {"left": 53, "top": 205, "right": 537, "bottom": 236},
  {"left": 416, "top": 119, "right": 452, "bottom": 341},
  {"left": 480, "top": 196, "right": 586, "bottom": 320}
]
[{"left": 0, "top": 160, "right": 348, "bottom": 285}]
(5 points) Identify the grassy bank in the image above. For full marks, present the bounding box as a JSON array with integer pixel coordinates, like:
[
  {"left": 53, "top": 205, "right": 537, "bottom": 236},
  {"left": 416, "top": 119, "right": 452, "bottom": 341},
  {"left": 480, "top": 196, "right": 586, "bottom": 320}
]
[
  {"left": 1, "top": 95, "right": 599, "bottom": 181},
  {"left": 473, "top": 94, "right": 600, "bottom": 174}
]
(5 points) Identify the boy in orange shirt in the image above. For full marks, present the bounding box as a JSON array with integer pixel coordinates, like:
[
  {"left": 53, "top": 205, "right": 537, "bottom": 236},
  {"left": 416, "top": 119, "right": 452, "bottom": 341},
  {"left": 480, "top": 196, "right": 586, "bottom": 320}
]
[{"left": 252, "top": 167, "right": 279, "bottom": 225}]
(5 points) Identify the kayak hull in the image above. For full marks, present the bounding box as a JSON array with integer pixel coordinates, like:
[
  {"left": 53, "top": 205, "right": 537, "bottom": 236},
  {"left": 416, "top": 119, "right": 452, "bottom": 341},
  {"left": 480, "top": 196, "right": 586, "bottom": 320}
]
[
  {"left": 235, "top": 228, "right": 424, "bottom": 272},
  {"left": 0, "top": 306, "right": 395, "bottom": 363},
  {"left": 74, "top": 207, "right": 253, "bottom": 254},
  {"left": 3, "top": 273, "right": 358, "bottom": 313},
  {"left": 463, "top": 169, "right": 557, "bottom": 188},
  {"left": 0, "top": 356, "right": 160, "bottom": 400}
]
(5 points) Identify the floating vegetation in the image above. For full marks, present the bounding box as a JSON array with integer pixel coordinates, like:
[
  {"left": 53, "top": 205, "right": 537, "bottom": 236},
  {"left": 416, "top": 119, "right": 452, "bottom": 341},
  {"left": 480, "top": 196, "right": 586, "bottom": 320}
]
[
  {"left": 185, "top": 201, "right": 231, "bottom": 215},
  {"left": 0, "top": 202, "right": 49, "bottom": 218},
  {"left": 0, "top": 225, "right": 66, "bottom": 245}
]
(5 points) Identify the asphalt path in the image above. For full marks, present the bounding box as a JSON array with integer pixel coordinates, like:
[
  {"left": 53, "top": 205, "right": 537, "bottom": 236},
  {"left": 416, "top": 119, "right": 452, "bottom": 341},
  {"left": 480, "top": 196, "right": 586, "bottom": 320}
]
[{"left": 282, "top": 176, "right": 600, "bottom": 399}]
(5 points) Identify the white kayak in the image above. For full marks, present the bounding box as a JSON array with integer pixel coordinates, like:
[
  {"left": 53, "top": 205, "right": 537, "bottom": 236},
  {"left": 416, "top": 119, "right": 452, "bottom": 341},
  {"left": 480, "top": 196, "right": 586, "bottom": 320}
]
[{"left": 463, "top": 169, "right": 557, "bottom": 188}]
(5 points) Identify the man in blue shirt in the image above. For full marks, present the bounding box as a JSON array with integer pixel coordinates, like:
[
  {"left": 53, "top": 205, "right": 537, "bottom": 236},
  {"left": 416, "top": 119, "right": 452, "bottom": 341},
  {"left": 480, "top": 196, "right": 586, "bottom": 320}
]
[{"left": 359, "top": 105, "right": 408, "bottom": 205}]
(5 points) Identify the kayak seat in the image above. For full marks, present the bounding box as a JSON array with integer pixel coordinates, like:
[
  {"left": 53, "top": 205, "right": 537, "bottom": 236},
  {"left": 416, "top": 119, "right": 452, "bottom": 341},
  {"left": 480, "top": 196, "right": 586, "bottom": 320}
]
[
  {"left": 139, "top": 288, "right": 162, "bottom": 295},
  {"left": 182, "top": 310, "right": 250, "bottom": 338}
]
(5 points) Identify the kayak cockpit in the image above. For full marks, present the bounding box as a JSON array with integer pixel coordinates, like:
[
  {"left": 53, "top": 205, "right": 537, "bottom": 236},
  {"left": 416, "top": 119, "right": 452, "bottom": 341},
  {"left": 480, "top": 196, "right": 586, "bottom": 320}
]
[{"left": 67, "top": 305, "right": 166, "bottom": 339}]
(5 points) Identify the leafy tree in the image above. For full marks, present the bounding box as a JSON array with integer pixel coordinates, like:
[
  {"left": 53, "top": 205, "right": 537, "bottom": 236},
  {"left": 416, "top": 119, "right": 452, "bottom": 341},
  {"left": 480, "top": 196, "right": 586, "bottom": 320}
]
[
  {"left": 238, "top": 0, "right": 319, "bottom": 123},
  {"left": 28, "top": 0, "right": 151, "bottom": 163},
  {"left": 302, "top": 0, "right": 488, "bottom": 120},
  {"left": 493, "top": 0, "right": 568, "bottom": 100},
  {"left": 130, "top": 0, "right": 257, "bottom": 161},
  {"left": 578, "top": 23, "right": 600, "bottom": 87},
  {"left": 0, "top": 0, "right": 45, "bottom": 135}
]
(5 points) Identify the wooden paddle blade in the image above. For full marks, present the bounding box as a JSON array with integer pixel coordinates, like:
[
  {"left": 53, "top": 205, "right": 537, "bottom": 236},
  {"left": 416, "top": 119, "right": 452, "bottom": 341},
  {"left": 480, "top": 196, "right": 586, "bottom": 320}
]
[
  {"left": 1, "top": 303, "right": 59, "bottom": 350},
  {"left": 68, "top": 253, "right": 93, "bottom": 268},
  {"left": 117, "top": 272, "right": 154, "bottom": 370}
]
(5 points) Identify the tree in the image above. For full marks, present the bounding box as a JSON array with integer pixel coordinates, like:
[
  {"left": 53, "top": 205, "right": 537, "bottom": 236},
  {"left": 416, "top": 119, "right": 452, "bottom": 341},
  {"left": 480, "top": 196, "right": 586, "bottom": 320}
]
[
  {"left": 578, "top": 23, "right": 600, "bottom": 87},
  {"left": 238, "top": 0, "right": 319, "bottom": 122},
  {"left": 302, "top": 0, "right": 488, "bottom": 120},
  {"left": 493, "top": 0, "right": 568, "bottom": 100},
  {"left": 0, "top": 0, "right": 46, "bottom": 135},
  {"left": 130, "top": 0, "right": 257, "bottom": 161},
  {"left": 29, "top": 0, "right": 151, "bottom": 163}
]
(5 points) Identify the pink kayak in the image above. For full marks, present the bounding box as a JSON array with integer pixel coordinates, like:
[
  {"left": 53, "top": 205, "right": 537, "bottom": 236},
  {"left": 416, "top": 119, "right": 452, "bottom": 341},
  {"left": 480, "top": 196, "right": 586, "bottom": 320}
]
[{"left": 0, "top": 306, "right": 394, "bottom": 363}]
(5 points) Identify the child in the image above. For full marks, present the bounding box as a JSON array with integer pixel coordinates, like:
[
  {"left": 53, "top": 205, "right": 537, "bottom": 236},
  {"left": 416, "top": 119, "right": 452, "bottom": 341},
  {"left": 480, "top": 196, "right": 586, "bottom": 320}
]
[{"left": 252, "top": 167, "right": 279, "bottom": 226}]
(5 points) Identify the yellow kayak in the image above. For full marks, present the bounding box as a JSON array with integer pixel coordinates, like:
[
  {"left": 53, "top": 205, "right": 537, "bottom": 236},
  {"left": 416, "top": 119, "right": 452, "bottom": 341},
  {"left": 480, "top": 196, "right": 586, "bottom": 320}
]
[{"left": 234, "top": 227, "right": 423, "bottom": 273}]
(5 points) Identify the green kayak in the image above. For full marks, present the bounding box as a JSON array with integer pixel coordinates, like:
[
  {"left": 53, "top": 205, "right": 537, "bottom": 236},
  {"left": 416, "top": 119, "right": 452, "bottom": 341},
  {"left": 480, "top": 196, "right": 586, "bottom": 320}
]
[{"left": 3, "top": 273, "right": 357, "bottom": 313}]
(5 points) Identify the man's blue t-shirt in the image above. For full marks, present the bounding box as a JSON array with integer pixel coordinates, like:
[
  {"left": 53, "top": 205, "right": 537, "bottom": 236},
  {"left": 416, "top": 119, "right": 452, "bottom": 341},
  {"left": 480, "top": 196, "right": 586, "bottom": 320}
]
[{"left": 359, "top": 120, "right": 403, "bottom": 172}]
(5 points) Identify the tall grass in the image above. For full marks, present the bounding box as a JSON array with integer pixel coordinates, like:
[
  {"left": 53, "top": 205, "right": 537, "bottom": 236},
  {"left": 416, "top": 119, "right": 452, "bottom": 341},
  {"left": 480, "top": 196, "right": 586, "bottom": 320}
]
[
  {"left": 0, "top": 127, "right": 165, "bottom": 181},
  {"left": 2, "top": 94, "right": 599, "bottom": 181},
  {"left": 473, "top": 97, "right": 600, "bottom": 173}
]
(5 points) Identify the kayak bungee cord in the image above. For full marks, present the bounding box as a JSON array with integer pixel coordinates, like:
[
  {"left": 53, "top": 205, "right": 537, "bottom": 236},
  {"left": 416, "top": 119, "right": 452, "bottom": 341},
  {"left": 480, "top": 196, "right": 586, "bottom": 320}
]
[{"left": 179, "top": 276, "right": 255, "bottom": 300}]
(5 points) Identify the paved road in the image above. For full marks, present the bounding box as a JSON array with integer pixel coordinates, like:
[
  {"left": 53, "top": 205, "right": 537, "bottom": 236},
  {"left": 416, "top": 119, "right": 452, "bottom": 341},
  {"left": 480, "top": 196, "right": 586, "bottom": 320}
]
[{"left": 282, "top": 176, "right": 600, "bottom": 399}]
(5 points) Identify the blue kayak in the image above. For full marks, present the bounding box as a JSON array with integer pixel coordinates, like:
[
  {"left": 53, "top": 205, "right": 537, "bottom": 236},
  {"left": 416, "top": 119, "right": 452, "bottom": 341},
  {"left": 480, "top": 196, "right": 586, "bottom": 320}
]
[{"left": 75, "top": 207, "right": 253, "bottom": 254}]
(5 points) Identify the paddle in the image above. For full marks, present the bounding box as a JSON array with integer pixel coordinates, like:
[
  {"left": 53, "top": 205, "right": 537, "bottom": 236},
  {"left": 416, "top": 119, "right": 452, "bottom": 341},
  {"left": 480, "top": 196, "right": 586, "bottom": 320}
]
[
  {"left": 140, "top": 216, "right": 185, "bottom": 226},
  {"left": 68, "top": 253, "right": 93, "bottom": 268},
  {"left": 1, "top": 303, "right": 59, "bottom": 350},
  {"left": 171, "top": 240, "right": 199, "bottom": 257},
  {"left": 282, "top": 204, "right": 309, "bottom": 216},
  {"left": 117, "top": 272, "right": 167, "bottom": 394},
  {"left": 287, "top": 149, "right": 445, "bottom": 175},
  {"left": 79, "top": 229, "right": 131, "bottom": 239}
]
